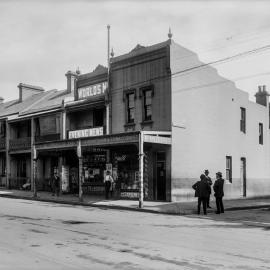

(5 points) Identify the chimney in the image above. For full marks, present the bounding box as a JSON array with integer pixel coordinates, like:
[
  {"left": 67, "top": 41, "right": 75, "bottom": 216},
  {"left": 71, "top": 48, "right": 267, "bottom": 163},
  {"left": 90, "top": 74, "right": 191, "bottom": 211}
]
[
  {"left": 255, "top": 85, "right": 269, "bottom": 107},
  {"left": 18, "top": 83, "right": 44, "bottom": 102},
  {"left": 65, "top": 71, "right": 78, "bottom": 94}
]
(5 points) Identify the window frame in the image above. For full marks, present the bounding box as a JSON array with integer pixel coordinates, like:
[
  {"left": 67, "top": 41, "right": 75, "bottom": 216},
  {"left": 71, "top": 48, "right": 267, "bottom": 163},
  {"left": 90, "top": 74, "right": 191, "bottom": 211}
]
[
  {"left": 139, "top": 85, "right": 154, "bottom": 123},
  {"left": 226, "top": 156, "right": 232, "bottom": 183},
  {"left": 123, "top": 88, "right": 136, "bottom": 125},
  {"left": 240, "top": 107, "right": 246, "bottom": 133},
  {"left": 259, "top": 122, "right": 263, "bottom": 145}
]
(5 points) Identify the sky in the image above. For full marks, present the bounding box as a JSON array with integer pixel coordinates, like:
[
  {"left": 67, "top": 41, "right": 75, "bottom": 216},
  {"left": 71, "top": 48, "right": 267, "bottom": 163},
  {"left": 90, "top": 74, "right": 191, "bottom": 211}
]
[{"left": 1, "top": 0, "right": 270, "bottom": 102}]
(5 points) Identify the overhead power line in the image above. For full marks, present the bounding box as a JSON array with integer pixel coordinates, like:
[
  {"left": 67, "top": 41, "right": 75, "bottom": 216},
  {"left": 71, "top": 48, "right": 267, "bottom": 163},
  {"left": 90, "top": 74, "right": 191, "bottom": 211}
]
[{"left": 109, "top": 43, "right": 270, "bottom": 94}]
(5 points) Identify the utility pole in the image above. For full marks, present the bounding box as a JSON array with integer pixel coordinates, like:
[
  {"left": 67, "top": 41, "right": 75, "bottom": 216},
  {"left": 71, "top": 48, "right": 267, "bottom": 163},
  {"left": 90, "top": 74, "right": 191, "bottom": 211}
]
[
  {"left": 106, "top": 24, "right": 110, "bottom": 135},
  {"left": 33, "top": 147, "right": 37, "bottom": 198},
  {"left": 139, "top": 131, "right": 144, "bottom": 208}
]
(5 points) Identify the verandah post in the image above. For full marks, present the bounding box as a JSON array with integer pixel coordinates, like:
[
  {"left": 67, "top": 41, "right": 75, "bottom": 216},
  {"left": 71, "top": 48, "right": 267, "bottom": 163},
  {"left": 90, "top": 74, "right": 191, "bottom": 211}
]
[{"left": 77, "top": 140, "right": 83, "bottom": 202}]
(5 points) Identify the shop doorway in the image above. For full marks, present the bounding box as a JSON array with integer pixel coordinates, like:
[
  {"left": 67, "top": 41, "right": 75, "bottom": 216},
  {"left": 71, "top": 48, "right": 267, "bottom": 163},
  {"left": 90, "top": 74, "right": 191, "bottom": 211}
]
[
  {"left": 240, "top": 157, "right": 246, "bottom": 197},
  {"left": 156, "top": 152, "right": 166, "bottom": 201}
]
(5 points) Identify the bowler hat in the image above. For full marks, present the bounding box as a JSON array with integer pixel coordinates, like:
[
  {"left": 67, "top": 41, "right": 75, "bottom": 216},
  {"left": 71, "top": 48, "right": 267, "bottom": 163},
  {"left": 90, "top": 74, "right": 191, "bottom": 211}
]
[
  {"left": 216, "top": 172, "right": 222, "bottom": 177},
  {"left": 204, "top": 169, "right": 209, "bottom": 173}
]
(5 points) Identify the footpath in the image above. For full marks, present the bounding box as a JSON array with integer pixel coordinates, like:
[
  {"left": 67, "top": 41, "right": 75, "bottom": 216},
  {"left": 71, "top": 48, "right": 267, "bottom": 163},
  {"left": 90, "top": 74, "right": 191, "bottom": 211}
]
[{"left": 1, "top": 189, "right": 270, "bottom": 215}]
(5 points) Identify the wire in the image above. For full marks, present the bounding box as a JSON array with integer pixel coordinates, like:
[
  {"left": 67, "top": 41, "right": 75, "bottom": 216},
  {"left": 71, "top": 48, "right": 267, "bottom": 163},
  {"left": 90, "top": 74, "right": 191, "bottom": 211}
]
[
  {"left": 172, "top": 71, "right": 270, "bottom": 95},
  {"left": 109, "top": 43, "right": 270, "bottom": 95}
]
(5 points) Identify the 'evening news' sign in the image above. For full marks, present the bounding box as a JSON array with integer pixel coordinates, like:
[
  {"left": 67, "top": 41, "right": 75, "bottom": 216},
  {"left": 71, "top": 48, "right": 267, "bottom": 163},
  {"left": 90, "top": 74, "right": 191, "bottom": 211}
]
[
  {"left": 77, "top": 81, "right": 108, "bottom": 100},
  {"left": 69, "top": 127, "right": 103, "bottom": 139}
]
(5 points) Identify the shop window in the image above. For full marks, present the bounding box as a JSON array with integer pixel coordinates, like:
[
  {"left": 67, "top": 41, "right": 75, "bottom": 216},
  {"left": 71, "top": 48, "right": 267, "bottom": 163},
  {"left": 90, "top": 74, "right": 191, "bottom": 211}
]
[
  {"left": 226, "top": 156, "right": 232, "bottom": 183},
  {"left": 259, "top": 123, "right": 263, "bottom": 145},
  {"left": 240, "top": 107, "right": 246, "bottom": 133}
]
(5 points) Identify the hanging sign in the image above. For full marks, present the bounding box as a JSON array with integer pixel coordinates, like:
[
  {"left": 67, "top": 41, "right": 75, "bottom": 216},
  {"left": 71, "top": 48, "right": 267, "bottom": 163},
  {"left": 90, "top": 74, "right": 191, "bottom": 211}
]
[{"left": 77, "top": 81, "right": 108, "bottom": 100}]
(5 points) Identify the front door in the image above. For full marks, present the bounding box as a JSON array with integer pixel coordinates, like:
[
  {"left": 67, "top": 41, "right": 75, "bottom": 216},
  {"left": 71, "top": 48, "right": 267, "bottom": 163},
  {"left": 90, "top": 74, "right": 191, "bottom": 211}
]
[
  {"left": 156, "top": 152, "right": 166, "bottom": 201},
  {"left": 240, "top": 157, "right": 246, "bottom": 197}
]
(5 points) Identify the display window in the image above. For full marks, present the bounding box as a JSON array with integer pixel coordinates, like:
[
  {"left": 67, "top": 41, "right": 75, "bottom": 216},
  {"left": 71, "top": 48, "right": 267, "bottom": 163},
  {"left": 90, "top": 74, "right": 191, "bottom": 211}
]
[
  {"left": 81, "top": 149, "right": 107, "bottom": 194},
  {"left": 111, "top": 148, "right": 140, "bottom": 199}
]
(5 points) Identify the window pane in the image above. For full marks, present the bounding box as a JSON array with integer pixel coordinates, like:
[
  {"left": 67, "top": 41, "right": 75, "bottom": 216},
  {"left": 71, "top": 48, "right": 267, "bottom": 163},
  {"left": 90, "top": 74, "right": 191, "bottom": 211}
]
[
  {"left": 128, "top": 108, "right": 134, "bottom": 123},
  {"left": 145, "top": 106, "right": 152, "bottom": 120},
  {"left": 143, "top": 90, "right": 152, "bottom": 121},
  {"left": 226, "top": 170, "right": 230, "bottom": 180},
  {"left": 128, "top": 93, "right": 134, "bottom": 108}
]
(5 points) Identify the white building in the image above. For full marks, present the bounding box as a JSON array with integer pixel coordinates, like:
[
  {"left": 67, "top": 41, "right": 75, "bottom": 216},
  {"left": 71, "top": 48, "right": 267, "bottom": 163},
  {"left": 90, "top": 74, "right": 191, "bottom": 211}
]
[{"left": 170, "top": 41, "right": 270, "bottom": 201}]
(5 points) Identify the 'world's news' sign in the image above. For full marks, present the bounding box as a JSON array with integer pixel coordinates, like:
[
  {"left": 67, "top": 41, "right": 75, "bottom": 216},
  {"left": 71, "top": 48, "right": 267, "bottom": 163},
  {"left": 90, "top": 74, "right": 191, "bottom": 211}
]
[{"left": 77, "top": 81, "right": 108, "bottom": 100}]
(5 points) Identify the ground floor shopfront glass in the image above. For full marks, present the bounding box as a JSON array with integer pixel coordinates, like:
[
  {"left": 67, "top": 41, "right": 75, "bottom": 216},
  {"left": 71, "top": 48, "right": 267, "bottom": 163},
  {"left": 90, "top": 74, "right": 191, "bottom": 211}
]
[{"left": 34, "top": 132, "right": 171, "bottom": 201}]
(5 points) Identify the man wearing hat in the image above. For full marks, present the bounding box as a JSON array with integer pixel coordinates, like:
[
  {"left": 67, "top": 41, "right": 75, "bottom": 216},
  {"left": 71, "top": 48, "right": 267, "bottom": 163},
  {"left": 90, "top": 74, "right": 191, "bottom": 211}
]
[
  {"left": 192, "top": 174, "right": 211, "bottom": 215},
  {"left": 204, "top": 169, "right": 212, "bottom": 208},
  {"left": 213, "top": 172, "right": 225, "bottom": 214}
]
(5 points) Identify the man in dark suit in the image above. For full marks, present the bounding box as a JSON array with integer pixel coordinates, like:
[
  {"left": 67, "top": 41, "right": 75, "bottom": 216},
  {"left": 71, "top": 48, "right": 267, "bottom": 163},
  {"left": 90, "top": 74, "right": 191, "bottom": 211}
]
[
  {"left": 213, "top": 172, "right": 225, "bottom": 214},
  {"left": 204, "top": 169, "right": 212, "bottom": 208},
  {"left": 192, "top": 174, "right": 211, "bottom": 215}
]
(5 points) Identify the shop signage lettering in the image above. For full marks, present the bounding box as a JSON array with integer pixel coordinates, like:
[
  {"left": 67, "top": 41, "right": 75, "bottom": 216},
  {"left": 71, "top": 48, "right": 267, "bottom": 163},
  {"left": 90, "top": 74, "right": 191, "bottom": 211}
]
[
  {"left": 77, "top": 81, "right": 108, "bottom": 100},
  {"left": 143, "top": 135, "right": 171, "bottom": 145},
  {"left": 69, "top": 127, "right": 103, "bottom": 139},
  {"left": 120, "top": 190, "right": 139, "bottom": 198},
  {"left": 114, "top": 155, "right": 127, "bottom": 161}
]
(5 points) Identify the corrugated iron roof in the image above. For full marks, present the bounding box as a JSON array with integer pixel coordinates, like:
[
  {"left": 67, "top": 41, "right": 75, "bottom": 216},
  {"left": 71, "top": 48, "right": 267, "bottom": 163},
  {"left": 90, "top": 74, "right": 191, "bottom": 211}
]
[{"left": 0, "top": 89, "right": 73, "bottom": 118}]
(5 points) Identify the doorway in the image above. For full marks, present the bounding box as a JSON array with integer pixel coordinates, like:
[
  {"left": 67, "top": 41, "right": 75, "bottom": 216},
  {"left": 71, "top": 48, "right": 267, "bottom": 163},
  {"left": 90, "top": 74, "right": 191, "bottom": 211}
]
[
  {"left": 240, "top": 157, "right": 246, "bottom": 197},
  {"left": 156, "top": 152, "right": 166, "bottom": 201}
]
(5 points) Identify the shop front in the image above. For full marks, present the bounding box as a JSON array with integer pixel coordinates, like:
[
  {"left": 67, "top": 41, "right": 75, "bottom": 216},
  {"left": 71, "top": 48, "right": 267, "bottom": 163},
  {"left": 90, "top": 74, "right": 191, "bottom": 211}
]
[{"left": 35, "top": 131, "right": 171, "bottom": 203}]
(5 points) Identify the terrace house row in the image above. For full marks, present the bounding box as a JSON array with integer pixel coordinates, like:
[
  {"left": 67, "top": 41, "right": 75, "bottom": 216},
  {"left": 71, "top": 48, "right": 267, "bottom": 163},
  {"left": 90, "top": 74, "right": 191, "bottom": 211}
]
[{"left": 0, "top": 35, "right": 270, "bottom": 201}]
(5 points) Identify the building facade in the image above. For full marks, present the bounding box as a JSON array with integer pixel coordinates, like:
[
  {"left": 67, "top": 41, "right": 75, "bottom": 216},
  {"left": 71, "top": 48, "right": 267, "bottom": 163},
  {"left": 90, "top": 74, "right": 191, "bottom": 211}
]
[{"left": 0, "top": 36, "right": 270, "bottom": 202}]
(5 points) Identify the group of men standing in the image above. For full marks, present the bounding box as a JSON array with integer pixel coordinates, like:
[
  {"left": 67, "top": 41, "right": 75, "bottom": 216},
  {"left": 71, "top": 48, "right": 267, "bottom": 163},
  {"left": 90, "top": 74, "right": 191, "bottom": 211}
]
[{"left": 192, "top": 169, "right": 224, "bottom": 215}]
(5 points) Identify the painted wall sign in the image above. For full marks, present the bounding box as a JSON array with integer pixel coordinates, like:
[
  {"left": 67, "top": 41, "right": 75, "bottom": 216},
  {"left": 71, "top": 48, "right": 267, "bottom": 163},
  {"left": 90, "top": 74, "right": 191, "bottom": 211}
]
[
  {"left": 77, "top": 81, "right": 108, "bottom": 100},
  {"left": 69, "top": 127, "right": 103, "bottom": 139}
]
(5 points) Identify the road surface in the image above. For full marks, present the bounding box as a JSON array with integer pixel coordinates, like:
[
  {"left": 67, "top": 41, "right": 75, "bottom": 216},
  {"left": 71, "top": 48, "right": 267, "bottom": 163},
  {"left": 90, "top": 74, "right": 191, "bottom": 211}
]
[{"left": 0, "top": 197, "right": 270, "bottom": 270}]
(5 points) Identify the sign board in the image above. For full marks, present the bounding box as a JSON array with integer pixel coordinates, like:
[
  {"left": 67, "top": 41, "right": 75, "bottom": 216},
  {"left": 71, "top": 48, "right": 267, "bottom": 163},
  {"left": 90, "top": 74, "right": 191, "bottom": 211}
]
[
  {"left": 77, "top": 81, "right": 108, "bottom": 100},
  {"left": 69, "top": 127, "right": 103, "bottom": 139},
  {"left": 143, "top": 135, "right": 171, "bottom": 145},
  {"left": 120, "top": 190, "right": 139, "bottom": 199}
]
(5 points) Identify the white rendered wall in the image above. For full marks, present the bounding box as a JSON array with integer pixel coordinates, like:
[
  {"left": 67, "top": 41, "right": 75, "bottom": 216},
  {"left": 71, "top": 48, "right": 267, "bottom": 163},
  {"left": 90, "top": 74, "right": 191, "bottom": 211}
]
[{"left": 170, "top": 41, "right": 270, "bottom": 201}]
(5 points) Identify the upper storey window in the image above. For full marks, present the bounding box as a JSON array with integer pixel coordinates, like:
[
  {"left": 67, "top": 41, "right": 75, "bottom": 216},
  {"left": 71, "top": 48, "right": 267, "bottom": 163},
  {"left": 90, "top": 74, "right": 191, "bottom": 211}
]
[
  {"left": 140, "top": 86, "right": 154, "bottom": 123},
  {"left": 240, "top": 107, "right": 246, "bottom": 133},
  {"left": 143, "top": 89, "right": 152, "bottom": 121},
  {"left": 259, "top": 123, "right": 263, "bottom": 145},
  {"left": 127, "top": 93, "right": 135, "bottom": 123}
]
